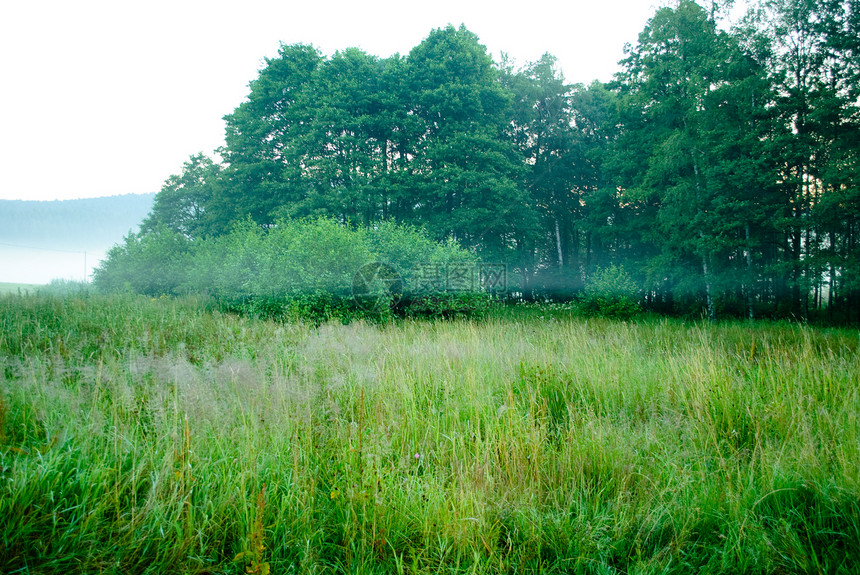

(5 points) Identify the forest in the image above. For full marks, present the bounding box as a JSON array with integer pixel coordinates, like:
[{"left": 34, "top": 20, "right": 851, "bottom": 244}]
[{"left": 95, "top": 0, "right": 860, "bottom": 323}]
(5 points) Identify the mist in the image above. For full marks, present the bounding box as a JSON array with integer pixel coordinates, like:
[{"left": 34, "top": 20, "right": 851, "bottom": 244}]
[
  {"left": 0, "top": 244, "right": 106, "bottom": 285},
  {"left": 0, "top": 193, "right": 153, "bottom": 286}
]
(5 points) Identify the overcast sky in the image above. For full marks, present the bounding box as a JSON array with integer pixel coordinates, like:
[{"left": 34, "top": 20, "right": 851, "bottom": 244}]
[{"left": 1, "top": 0, "right": 666, "bottom": 202}]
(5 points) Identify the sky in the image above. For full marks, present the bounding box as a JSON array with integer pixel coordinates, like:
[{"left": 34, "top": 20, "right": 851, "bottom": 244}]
[{"left": 0, "top": 0, "right": 669, "bottom": 203}]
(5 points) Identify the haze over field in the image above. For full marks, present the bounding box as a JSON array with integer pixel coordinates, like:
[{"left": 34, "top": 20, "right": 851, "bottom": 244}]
[{"left": 0, "top": 194, "right": 154, "bottom": 284}]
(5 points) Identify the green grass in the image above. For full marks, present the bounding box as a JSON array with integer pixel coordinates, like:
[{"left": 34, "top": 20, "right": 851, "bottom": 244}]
[{"left": 1, "top": 293, "right": 859, "bottom": 574}]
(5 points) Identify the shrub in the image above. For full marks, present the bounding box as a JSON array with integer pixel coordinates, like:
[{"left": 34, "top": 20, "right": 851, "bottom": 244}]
[
  {"left": 95, "top": 217, "right": 490, "bottom": 323},
  {"left": 400, "top": 292, "right": 498, "bottom": 320},
  {"left": 578, "top": 264, "right": 642, "bottom": 319},
  {"left": 92, "top": 226, "right": 191, "bottom": 295},
  {"left": 39, "top": 279, "right": 92, "bottom": 297}
]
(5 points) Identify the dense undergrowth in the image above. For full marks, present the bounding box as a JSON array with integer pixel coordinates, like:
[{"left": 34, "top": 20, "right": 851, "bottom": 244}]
[
  {"left": 1, "top": 293, "right": 858, "bottom": 574},
  {"left": 92, "top": 218, "right": 512, "bottom": 325}
]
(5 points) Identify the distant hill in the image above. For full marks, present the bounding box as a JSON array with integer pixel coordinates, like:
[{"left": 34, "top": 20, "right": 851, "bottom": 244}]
[{"left": 0, "top": 193, "right": 155, "bottom": 250}]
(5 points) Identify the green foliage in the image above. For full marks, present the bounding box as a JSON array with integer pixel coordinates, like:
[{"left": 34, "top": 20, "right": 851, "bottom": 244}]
[
  {"left": 400, "top": 292, "right": 498, "bottom": 320},
  {"left": 362, "top": 221, "right": 477, "bottom": 287},
  {"left": 578, "top": 264, "right": 643, "bottom": 319},
  {"left": 92, "top": 226, "right": 192, "bottom": 295},
  {"left": 38, "top": 279, "right": 92, "bottom": 297},
  {"left": 181, "top": 25, "right": 540, "bottom": 266},
  {"left": 142, "top": 153, "right": 220, "bottom": 239},
  {"left": 113, "top": 2, "right": 860, "bottom": 322},
  {"left": 94, "top": 217, "right": 488, "bottom": 323},
  {"left": 220, "top": 291, "right": 378, "bottom": 326}
]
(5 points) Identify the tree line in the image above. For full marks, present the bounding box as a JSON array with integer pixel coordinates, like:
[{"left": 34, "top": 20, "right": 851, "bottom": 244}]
[{"left": 129, "top": 0, "right": 859, "bottom": 322}]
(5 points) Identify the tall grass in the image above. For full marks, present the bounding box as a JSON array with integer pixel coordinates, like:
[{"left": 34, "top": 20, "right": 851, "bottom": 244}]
[{"left": 1, "top": 294, "right": 858, "bottom": 573}]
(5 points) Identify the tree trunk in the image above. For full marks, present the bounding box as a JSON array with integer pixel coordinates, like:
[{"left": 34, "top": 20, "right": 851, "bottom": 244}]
[
  {"left": 746, "top": 223, "right": 755, "bottom": 320},
  {"left": 703, "top": 252, "right": 716, "bottom": 322},
  {"left": 691, "top": 149, "right": 714, "bottom": 321},
  {"left": 555, "top": 218, "right": 563, "bottom": 267}
]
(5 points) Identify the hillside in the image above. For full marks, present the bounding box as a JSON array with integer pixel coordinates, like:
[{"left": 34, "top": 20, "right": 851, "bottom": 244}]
[
  {"left": 0, "top": 193, "right": 155, "bottom": 250},
  {"left": 0, "top": 193, "right": 155, "bottom": 284}
]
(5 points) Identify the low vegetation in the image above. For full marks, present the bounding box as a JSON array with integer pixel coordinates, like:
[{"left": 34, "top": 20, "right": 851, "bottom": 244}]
[
  {"left": 93, "top": 217, "right": 506, "bottom": 324},
  {"left": 2, "top": 293, "right": 858, "bottom": 574}
]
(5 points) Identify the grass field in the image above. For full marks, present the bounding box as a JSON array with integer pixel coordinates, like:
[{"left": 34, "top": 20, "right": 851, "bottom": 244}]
[{"left": 1, "top": 294, "right": 858, "bottom": 574}]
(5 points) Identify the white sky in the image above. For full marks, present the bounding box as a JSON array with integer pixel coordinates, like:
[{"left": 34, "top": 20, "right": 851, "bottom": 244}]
[{"left": 0, "top": 0, "right": 665, "bottom": 202}]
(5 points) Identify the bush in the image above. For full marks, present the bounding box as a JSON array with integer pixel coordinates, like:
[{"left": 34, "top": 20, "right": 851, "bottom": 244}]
[
  {"left": 400, "top": 292, "right": 498, "bottom": 320},
  {"left": 94, "top": 217, "right": 493, "bottom": 323},
  {"left": 92, "top": 226, "right": 191, "bottom": 295},
  {"left": 39, "top": 279, "right": 92, "bottom": 297},
  {"left": 578, "top": 264, "right": 642, "bottom": 319}
]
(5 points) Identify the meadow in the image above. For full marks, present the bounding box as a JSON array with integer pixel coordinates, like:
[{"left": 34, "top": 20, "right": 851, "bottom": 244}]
[{"left": 1, "top": 294, "right": 858, "bottom": 574}]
